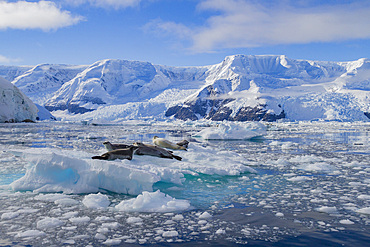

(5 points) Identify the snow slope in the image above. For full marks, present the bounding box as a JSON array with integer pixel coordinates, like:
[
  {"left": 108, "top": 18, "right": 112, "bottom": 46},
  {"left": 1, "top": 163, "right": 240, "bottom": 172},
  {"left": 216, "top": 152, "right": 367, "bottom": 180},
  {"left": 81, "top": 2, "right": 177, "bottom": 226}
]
[
  {"left": 11, "top": 64, "right": 87, "bottom": 105},
  {"left": 2, "top": 55, "right": 369, "bottom": 122},
  {"left": 0, "top": 76, "right": 38, "bottom": 122}
]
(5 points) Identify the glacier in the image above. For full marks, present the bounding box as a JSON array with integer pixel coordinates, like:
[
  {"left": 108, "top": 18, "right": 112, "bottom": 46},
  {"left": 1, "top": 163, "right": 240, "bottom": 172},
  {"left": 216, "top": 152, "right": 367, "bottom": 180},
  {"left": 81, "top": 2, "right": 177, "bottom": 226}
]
[
  {"left": 1, "top": 54, "right": 369, "bottom": 122},
  {"left": 0, "top": 76, "right": 38, "bottom": 123}
]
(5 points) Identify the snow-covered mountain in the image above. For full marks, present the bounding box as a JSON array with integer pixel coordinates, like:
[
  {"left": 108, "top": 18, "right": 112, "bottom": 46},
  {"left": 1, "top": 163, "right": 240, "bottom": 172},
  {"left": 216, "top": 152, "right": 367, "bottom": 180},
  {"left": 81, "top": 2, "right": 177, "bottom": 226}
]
[
  {"left": 2, "top": 55, "right": 369, "bottom": 122},
  {"left": 8, "top": 64, "right": 87, "bottom": 106},
  {"left": 167, "top": 55, "right": 370, "bottom": 121},
  {"left": 0, "top": 76, "right": 38, "bottom": 123}
]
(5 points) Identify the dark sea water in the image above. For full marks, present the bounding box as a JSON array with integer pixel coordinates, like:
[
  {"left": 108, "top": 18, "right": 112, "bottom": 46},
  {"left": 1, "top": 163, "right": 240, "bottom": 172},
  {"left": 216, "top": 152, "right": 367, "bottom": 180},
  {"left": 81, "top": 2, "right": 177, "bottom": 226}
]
[{"left": 0, "top": 121, "right": 369, "bottom": 246}]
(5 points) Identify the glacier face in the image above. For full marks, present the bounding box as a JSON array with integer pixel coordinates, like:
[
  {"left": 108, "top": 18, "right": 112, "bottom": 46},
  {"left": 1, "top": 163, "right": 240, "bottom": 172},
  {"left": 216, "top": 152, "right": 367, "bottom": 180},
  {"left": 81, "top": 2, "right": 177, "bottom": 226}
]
[
  {"left": 2, "top": 55, "right": 370, "bottom": 122},
  {"left": 0, "top": 76, "right": 38, "bottom": 123}
]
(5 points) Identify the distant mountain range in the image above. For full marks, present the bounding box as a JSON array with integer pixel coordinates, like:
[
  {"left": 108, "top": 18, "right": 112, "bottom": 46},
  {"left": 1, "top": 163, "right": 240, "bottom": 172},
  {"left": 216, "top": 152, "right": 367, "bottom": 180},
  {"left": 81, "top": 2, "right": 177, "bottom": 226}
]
[{"left": 1, "top": 55, "right": 369, "bottom": 122}]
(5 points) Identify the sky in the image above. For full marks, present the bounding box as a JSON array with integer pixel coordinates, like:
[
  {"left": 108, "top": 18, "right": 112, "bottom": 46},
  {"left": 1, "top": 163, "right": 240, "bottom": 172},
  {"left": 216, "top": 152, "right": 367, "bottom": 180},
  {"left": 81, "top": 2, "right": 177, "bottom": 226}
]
[{"left": 0, "top": 0, "right": 370, "bottom": 67}]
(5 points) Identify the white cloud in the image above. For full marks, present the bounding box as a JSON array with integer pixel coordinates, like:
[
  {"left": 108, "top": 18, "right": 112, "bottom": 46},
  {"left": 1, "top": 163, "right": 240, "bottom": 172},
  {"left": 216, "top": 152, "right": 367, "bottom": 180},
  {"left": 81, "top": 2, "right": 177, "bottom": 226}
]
[
  {"left": 0, "top": 1, "right": 83, "bottom": 31},
  {"left": 0, "top": 54, "right": 21, "bottom": 64},
  {"left": 148, "top": 0, "right": 370, "bottom": 53},
  {"left": 64, "top": 0, "right": 141, "bottom": 9},
  {"left": 144, "top": 19, "right": 193, "bottom": 40}
]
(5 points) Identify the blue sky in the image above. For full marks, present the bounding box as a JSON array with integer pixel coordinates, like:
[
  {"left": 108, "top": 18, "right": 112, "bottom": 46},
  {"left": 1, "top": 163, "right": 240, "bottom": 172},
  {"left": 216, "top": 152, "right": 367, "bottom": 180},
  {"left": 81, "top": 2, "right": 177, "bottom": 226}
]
[{"left": 0, "top": 0, "right": 370, "bottom": 66}]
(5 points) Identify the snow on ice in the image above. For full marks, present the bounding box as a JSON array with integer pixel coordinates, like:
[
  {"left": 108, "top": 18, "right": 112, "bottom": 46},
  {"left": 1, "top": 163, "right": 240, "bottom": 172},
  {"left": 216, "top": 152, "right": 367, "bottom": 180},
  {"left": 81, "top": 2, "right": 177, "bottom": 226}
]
[
  {"left": 115, "top": 190, "right": 191, "bottom": 212},
  {"left": 9, "top": 138, "right": 255, "bottom": 195}
]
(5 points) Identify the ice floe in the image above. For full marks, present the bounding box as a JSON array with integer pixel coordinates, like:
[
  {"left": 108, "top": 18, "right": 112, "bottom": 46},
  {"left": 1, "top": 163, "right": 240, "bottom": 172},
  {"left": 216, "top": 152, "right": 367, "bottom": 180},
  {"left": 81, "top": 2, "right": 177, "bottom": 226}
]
[
  {"left": 193, "top": 121, "right": 266, "bottom": 140},
  {"left": 115, "top": 190, "right": 191, "bottom": 212},
  {"left": 9, "top": 142, "right": 255, "bottom": 195}
]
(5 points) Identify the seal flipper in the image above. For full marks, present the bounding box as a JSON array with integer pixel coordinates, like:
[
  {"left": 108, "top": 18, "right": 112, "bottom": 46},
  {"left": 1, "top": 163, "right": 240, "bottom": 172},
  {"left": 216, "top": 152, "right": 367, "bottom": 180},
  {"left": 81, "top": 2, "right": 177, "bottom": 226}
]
[
  {"left": 92, "top": 155, "right": 108, "bottom": 160},
  {"left": 172, "top": 155, "right": 182, "bottom": 161}
]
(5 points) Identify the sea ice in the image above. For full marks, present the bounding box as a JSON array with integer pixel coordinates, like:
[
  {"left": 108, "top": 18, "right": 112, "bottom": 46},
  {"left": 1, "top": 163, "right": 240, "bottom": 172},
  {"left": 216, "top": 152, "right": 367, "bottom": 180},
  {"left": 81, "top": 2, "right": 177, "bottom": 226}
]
[
  {"left": 16, "top": 230, "right": 46, "bottom": 238},
  {"left": 315, "top": 206, "right": 338, "bottom": 214},
  {"left": 115, "top": 190, "right": 191, "bottom": 213},
  {"left": 9, "top": 143, "right": 254, "bottom": 195},
  {"left": 82, "top": 193, "right": 110, "bottom": 209},
  {"left": 37, "top": 217, "right": 64, "bottom": 229},
  {"left": 193, "top": 121, "right": 266, "bottom": 140},
  {"left": 356, "top": 207, "right": 370, "bottom": 215}
]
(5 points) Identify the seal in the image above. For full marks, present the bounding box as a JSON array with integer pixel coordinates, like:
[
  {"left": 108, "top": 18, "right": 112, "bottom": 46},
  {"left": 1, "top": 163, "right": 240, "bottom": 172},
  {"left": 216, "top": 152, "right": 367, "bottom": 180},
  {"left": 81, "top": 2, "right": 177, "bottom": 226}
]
[
  {"left": 92, "top": 146, "right": 137, "bottom": 160},
  {"left": 176, "top": 140, "right": 189, "bottom": 149},
  {"left": 103, "top": 141, "right": 131, "bottom": 151},
  {"left": 133, "top": 142, "right": 182, "bottom": 161},
  {"left": 153, "top": 136, "right": 187, "bottom": 150}
]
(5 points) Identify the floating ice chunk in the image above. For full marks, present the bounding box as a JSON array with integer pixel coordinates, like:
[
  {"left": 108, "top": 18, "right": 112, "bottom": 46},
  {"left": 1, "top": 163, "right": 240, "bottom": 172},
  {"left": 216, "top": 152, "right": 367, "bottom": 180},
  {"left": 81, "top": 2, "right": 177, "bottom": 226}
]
[
  {"left": 164, "top": 219, "right": 175, "bottom": 225},
  {"left": 198, "top": 220, "right": 207, "bottom": 225},
  {"left": 339, "top": 219, "right": 355, "bottom": 225},
  {"left": 55, "top": 198, "right": 79, "bottom": 206},
  {"left": 199, "top": 212, "right": 212, "bottom": 219},
  {"left": 315, "top": 206, "right": 338, "bottom": 214},
  {"left": 115, "top": 190, "right": 191, "bottom": 213},
  {"left": 296, "top": 163, "right": 336, "bottom": 173},
  {"left": 37, "top": 217, "right": 64, "bottom": 229},
  {"left": 10, "top": 145, "right": 254, "bottom": 196},
  {"left": 16, "top": 230, "right": 46, "bottom": 238},
  {"left": 172, "top": 214, "right": 184, "bottom": 221},
  {"left": 356, "top": 207, "right": 370, "bottom": 215},
  {"left": 103, "top": 239, "right": 122, "bottom": 245},
  {"left": 82, "top": 193, "right": 110, "bottom": 209},
  {"left": 216, "top": 229, "right": 226, "bottom": 234},
  {"left": 34, "top": 193, "right": 71, "bottom": 202},
  {"left": 126, "top": 217, "right": 143, "bottom": 224},
  {"left": 162, "top": 230, "right": 179, "bottom": 237},
  {"left": 69, "top": 216, "right": 90, "bottom": 224},
  {"left": 95, "top": 216, "right": 114, "bottom": 222},
  {"left": 63, "top": 240, "right": 75, "bottom": 245},
  {"left": 286, "top": 176, "right": 312, "bottom": 182},
  {"left": 358, "top": 195, "right": 370, "bottom": 200},
  {"left": 193, "top": 122, "right": 266, "bottom": 140},
  {"left": 62, "top": 211, "right": 79, "bottom": 219},
  {"left": 10, "top": 149, "right": 159, "bottom": 195},
  {"left": 95, "top": 233, "right": 107, "bottom": 240},
  {"left": 275, "top": 212, "right": 284, "bottom": 217},
  {"left": 102, "top": 222, "right": 120, "bottom": 229},
  {"left": 1, "top": 212, "right": 20, "bottom": 220}
]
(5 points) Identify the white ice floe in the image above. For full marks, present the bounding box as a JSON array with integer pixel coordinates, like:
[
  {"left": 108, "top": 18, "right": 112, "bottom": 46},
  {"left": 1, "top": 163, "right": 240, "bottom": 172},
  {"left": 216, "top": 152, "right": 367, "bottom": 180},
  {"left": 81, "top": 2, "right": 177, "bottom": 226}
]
[
  {"left": 82, "top": 193, "right": 110, "bottom": 209},
  {"left": 315, "top": 206, "right": 338, "bottom": 214},
  {"left": 37, "top": 217, "right": 65, "bottom": 229},
  {"left": 115, "top": 190, "right": 191, "bottom": 213},
  {"left": 199, "top": 211, "right": 212, "bottom": 219},
  {"left": 16, "top": 230, "right": 46, "bottom": 238},
  {"left": 1, "top": 212, "right": 20, "bottom": 220},
  {"left": 339, "top": 219, "right": 355, "bottom": 225},
  {"left": 286, "top": 176, "right": 312, "bottom": 182},
  {"left": 356, "top": 207, "right": 370, "bottom": 215},
  {"left": 69, "top": 216, "right": 90, "bottom": 224},
  {"left": 193, "top": 121, "right": 266, "bottom": 140},
  {"left": 162, "top": 230, "right": 179, "bottom": 237},
  {"left": 10, "top": 143, "right": 255, "bottom": 195},
  {"left": 126, "top": 217, "right": 143, "bottom": 224}
]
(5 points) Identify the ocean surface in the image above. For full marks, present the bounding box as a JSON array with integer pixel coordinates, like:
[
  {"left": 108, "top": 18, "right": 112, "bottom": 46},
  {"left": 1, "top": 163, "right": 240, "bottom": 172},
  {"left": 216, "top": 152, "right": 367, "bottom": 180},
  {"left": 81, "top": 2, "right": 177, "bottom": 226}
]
[{"left": 0, "top": 121, "right": 369, "bottom": 246}]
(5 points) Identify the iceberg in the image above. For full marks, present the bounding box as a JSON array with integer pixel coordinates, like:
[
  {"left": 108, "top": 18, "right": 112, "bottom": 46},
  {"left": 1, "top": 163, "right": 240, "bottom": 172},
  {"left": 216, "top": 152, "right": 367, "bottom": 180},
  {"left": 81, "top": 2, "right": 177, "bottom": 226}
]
[{"left": 9, "top": 143, "right": 255, "bottom": 195}]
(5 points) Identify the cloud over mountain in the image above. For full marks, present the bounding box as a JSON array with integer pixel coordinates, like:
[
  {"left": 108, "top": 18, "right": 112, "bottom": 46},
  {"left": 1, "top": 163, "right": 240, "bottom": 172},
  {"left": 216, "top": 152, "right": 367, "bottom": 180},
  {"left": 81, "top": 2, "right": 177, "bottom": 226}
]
[{"left": 148, "top": 0, "right": 370, "bottom": 53}]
